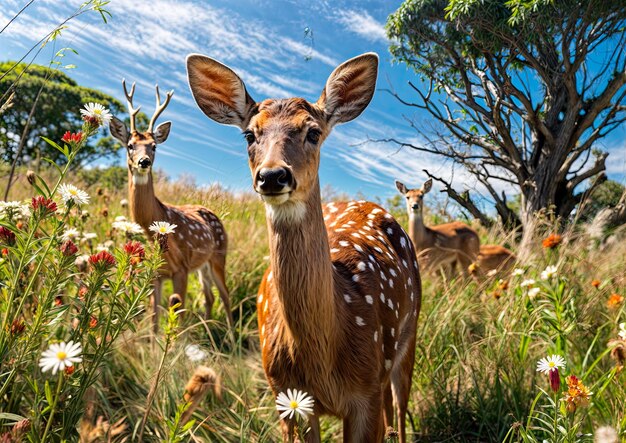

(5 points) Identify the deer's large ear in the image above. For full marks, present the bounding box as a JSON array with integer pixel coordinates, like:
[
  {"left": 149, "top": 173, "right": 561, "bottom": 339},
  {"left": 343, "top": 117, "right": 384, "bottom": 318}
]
[
  {"left": 421, "top": 178, "right": 433, "bottom": 194},
  {"left": 186, "top": 54, "right": 257, "bottom": 130},
  {"left": 317, "top": 53, "right": 378, "bottom": 127},
  {"left": 154, "top": 121, "right": 171, "bottom": 144},
  {"left": 395, "top": 180, "right": 408, "bottom": 195},
  {"left": 109, "top": 116, "right": 129, "bottom": 144}
]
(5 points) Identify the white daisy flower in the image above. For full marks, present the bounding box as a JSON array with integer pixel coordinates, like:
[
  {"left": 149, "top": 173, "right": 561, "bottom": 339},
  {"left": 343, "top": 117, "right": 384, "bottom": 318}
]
[
  {"left": 541, "top": 265, "right": 558, "bottom": 280},
  {"left": 112, "top": 220, "right": 143, "bottom": 235},
  {"left": 536, "top": 354, "right": 566, "bottom": 374},
  {"left": 149, "top": 221, "right": 177, "bottom": 235},
  {"left": 82, "top": 232, "right": 97, "bottom": 241},
  {"left": 512, "top": 268, "right": 525, "bottom": 277},
  {"left": 276, "top": 389, "right": 314, "bottom": 420},
  {"left": 62, "top": 228, "right": 80, "bottom": 241},
  {"left": 185, "top": 344, "right": 208, "bottom": 362},
  {"left": 619, "top": 323, "right": 626, "bottom": 341},
  {"left": 114, "top": 215, "right": 127, "bottom": 222},
  {"left": 96, "top": 243, "right": 110, "bottom": 252},
  {"left": 527, "top": 287, "right": 541, "bottom": 298},
  {"left": 520, "top": 279, "right": 536, "bottom": 288},
  {"left": 0, "top": 201, "right": 29, "bottom": 219},
  {"left": 58, "top": 184, "right": 90, "bottom": 206},
  {"left": 80, "top": 102, "right": 112, "bottom": 126},
  {"left": 39, "top": 341, "right": 82, "bottom": 375}
]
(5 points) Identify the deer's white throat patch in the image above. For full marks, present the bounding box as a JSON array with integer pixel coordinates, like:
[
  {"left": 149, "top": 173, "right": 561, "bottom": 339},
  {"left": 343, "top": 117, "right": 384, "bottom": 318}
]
[
  {"left": 265, "top": 200, "right": 306, "bottom": 225},
  {"left": 132, "top": 171, "right": 150, "bottom": 186}
]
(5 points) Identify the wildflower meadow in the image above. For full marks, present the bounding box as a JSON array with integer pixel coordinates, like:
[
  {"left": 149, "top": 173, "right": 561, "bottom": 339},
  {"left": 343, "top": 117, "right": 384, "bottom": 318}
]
[{"left": 1, "top": 0, "right": 626, "bottom": 442}]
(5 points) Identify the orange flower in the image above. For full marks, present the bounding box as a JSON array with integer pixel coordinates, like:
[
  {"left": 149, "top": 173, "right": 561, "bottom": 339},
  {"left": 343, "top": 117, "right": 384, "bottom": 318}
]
[
  {"left": 607, "top": 293, "right": 624, "bottom": 309},
  {"left": 591, "top": 279, "right": 601, "bottom": 289},
  {"left": 498, "top": 279, "right": 509, "bottom": 290},
  {"left": 89, "top": 316, "right": 98, "bottom": 329},
  {"left": 562, "top": 375, "right": 592, "bottom": 413},
  {"left": 542, "top": 234, "right": 562, "bottom": 249},
  {"left": 64, "top": 365, "right": 75, "bottom": 376}
]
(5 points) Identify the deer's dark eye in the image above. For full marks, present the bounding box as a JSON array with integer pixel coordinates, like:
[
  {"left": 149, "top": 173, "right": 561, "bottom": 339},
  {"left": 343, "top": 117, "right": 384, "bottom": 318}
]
[
  {"left": 151, "top": 143, "right": 157, "bottom": 151},
  {"left": 306, "top": 128, "right": 321, "bottom": 144},
  {"left": 127, "top": 144, "right": 135, "bottom": 151},
  {"left": 243, "top": 130, "right": 256, "bottom": 145}
]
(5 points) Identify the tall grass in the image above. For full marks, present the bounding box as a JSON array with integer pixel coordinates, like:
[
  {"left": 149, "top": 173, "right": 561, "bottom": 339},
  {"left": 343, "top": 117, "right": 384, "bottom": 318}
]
[{"left": 1, "top": 148, "right": 625, "bottom": 441}]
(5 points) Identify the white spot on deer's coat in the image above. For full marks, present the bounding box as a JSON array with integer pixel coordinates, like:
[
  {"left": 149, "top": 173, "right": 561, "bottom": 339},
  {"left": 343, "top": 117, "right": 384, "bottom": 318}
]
[
  {"left": 387, "top": 227, "right": 393, "bottom": 235},
  {"left": 258, "top": 293, "right": 263, "bottom": 303},
  {"left": 365, "top": 295, "right": 373, "bottom": 304},
  {"left": 385, "top": 359, "right": 392, "bottom": 370},
  {"left": 357, "top": 262, "right": 366, "bottom": 271},
  {"left": 354, "top": 244, "right": 363, "bottom": 252},
  {"left": 351, "top": 232, "right": 361, "bottom": 238},
  {"left": 374, "top": 331, "right": 378, "bottom": 342},
  {"left": 374, "top": 246, "right": 382, "bottom": 253},
  {"left": 391, "top": 328, "right": 395, "bottom": 337},
  {"left": 380, "top": 272, "right": 387, "bottom": 280},
  {"left": 339, "top": 241, "right": 349, "bottom": 247},
  {"left": 267, "top": 271, "right": 273, "bottom": 282},
  {"left": 368, "top": 262, "right": 375, "bottom": 271},
  {"left": 344, "top": 294, "right": 352, "bottom": 303},
  {"left": 330, "top": 248, "right": 340, "bottom": 254},
  {"left": 387, "top": 299, "right": 394, "bottom": 310},
  {"left": 389, "top": 279, "right": 394, "bottom": 288},
  {"left": 394, "top": 341, "right": 398, "bottom": 350},
  {"left": 380, "top": 293, "right": 385, "bottom": 303},
  {"left": 390, "top": 269, "right": 397, "bottom": 277},
  {"left": 356, "top": 316, "right": 365, "bottom": 326},
  {"left": 402, "top": 259, "right": 408, "bottom": 268},
  {"left": 352, "top": 274, "right": 359, "bottom": 282},
  {"left": 385, "top": 213, "right": 392, "bottom": 219}
]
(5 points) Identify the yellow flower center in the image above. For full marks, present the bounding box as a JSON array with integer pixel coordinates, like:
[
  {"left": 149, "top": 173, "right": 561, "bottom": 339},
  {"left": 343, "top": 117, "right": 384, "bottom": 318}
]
[
  {"left": 57, "top": 351, "right": 67, "bottom": 360},
  {"left": 94, "top": 109, "right": 102, "bottom": 115},
  {"left": 290, "top": 400, "right": 298, "bottom": 409},
  {"left": 159, "top": 227, "right": 167, "bottom": 233},
  {"left": 70, "top": 190, "right": 77, "bottom": 196},
  {"left": 548, "top": 361, "right": 555, "bottom": 367}
]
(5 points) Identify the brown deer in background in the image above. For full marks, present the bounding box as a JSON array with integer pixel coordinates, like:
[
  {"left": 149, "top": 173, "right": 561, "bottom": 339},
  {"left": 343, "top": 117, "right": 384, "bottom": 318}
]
[
  {"left": 188, "top": 53, "right": 421, "bottom": 442},
  {"left": 109, "top": 80, "right": 233, "bottom": 329},
  {"left": 395, "top": 179, "right": 480, "bottom": 277},
  {"left": 474, "top": 244, "right": 516, "bottom": 278}
]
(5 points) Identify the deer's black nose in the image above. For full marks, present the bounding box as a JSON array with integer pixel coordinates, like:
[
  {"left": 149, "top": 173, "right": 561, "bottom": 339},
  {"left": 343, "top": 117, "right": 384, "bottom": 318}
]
[
  {"left": 138, "top": 157, "right": 151, "bottom": 168},
  {"left": 256, "top": 167, "right": 293, "bottom": 194},
  {"left": 412, "top": 203, "right": 419, "bottom": 210}
]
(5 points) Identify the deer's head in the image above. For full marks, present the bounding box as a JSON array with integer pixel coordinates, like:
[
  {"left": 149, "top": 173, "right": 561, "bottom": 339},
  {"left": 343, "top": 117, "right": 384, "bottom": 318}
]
[
  {"left": 109, "top": 80, "right": 173, "bottom": 185},
  {"left": 395, "top": 179, "right": 432, "bottom": 217},
  {"left": 187, "top": 53, "right": 378, "bottom": 221}
]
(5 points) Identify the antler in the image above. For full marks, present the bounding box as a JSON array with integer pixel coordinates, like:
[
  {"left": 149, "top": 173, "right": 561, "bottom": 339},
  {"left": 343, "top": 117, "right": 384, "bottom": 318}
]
[
  {"left": 122, "top": 79, "right": 141, "bottom": 133},
  {"left": 148, "top": 85, "right": 174, "bottom": 133}
]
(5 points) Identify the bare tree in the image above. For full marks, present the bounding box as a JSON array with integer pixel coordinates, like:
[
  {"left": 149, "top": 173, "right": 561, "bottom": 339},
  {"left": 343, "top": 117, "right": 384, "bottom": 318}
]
[{"left": 386, "top": 0, "right": 626, "bottom": 251}]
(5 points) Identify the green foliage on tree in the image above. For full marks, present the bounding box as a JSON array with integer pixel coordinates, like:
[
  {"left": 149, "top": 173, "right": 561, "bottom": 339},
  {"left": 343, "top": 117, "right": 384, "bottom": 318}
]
[
  {"left": 580, "top": 179, "right": 625, "bottom": 220},
  {"left": 0, "top": 61, "right": 125, "bottom": 166},
  {"left": 386, "top": 0, "right": 626, "bottom": 249}
]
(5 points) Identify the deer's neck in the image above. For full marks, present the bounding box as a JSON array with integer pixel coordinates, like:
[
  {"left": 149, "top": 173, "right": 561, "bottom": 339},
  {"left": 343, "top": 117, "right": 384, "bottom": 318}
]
[
  {"left": 408, "top": 212, "right": 428, "bottom": 248},
  {"left": 266, "top": 184, "right": 337, "bottom": 356},
  {"left": 128, "top": 170, "right": 165, "bottom": 228}
]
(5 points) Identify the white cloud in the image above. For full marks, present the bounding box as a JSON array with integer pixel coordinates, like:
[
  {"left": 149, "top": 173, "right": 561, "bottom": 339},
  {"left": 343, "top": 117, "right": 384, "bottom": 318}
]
[{"left": 335, "top": 9, "right": 388, "bottom": 44}]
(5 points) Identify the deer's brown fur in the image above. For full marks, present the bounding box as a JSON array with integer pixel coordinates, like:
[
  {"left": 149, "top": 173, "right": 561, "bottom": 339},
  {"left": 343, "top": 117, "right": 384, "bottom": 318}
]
[
  {"left": 188, "top": 53, "right": 421, "bottom": 442},
  {"left": 396, "top": 179, "right": 480, "bottom": 276},
  {"left": 110, "top": 82, "right": 232, "bottom": 329}
]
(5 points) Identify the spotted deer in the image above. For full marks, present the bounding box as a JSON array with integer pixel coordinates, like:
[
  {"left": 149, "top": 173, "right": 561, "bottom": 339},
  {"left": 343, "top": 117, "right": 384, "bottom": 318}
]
[
  {"left": 395, "top": 179, "right": 480, "bottom": 277},
  {"left": 187, "top": 53, "right": 421, "bottom": 442},
  {"left": 474, "top": 244, "right": 516, "bottom": 278},
  {"left": 109, "top": 80, "right": 233, "bottom": 329}
]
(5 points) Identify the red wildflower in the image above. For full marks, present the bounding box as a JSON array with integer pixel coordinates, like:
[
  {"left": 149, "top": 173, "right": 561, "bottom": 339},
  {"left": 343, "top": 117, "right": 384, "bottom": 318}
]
[
  {"left": 1, "top": 248, "right": 8, "bottom": 257},
  {"left": 88, "top": 250, "right": 116, "bottom": 271},
  {"left": 548, "top": 368, "right": 561, "bottom": 393},
  {"left": 60, "top": 239, "right": 78, "bottom": 257},
  {"left": 0, "top": 227, "right": 15, "bottom": 246},
  {"left": 89, "top": 316, "right": 98, "bottom": 329},
  {"left": 562, "top": 375, "right": 592, "bottom": 413},
  {"left": 591, "top": 279, "right": 601, "bottom": 289},
  {"left": 82, "top": 115, "right": 100, "bottom": 127},
  {"left": 54, "top": 296, "right": 63, "bottom": 306},
  {"left": 31, "top": 196, "right": 57, "bottom": 215},
  {"left": 123, "top": 240, "right": 145, "bottom": 265},
  {"left": 64, "top": 365, "right": 75, "bottom": 376},
  {"left": 542, "top": 234, "right": 563, "bottom": 249},
  {"left": 61, "top": 131, "right": 83, "bottom": 145},
  {"left": 78, "top": 286, "right": 88, "bottom": 299}
]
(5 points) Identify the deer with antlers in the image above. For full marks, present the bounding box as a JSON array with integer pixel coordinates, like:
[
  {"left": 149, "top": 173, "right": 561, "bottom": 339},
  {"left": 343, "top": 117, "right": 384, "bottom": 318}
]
[
  {"left": 395, "top": 179, "right": 480, "bottom": 277},
  {"left": 109, "top": 81, "right": 233, "bottom": 329},
  {"left": 187, "top": 53, "right": 421, "bottom": 442}
]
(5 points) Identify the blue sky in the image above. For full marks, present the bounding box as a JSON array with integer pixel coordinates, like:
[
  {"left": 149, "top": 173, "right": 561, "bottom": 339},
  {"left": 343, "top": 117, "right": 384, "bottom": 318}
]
[{"left": 1, "top": 0, "right": 625, "bottom": 207}]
